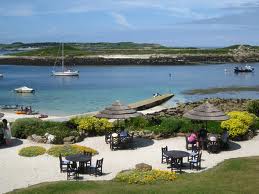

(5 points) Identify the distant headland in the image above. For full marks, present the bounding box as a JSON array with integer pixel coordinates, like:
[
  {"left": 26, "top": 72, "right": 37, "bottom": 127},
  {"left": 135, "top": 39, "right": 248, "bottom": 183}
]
[{"left": 0, "top": 42, "right": 259, "bottom": 65}]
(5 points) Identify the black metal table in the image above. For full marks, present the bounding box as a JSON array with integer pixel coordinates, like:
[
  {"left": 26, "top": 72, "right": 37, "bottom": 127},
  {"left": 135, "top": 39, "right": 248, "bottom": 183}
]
[
  {"left": 65, "top": 154, "right": 92, "bottom": 174},
  {"left": 164, "top": 150, "right": 190, "bottom": 172}
]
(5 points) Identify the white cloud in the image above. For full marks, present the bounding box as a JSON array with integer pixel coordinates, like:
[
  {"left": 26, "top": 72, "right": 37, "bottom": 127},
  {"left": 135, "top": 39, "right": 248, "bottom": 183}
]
[{"left": 110, "top": 12, "right": 133, "bottom": 29}]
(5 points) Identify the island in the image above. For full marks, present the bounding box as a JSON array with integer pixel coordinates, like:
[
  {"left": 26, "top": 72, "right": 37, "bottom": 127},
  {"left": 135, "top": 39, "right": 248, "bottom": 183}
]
[{"left": 0, "top": 42, "right": 259, "bottom": 66}]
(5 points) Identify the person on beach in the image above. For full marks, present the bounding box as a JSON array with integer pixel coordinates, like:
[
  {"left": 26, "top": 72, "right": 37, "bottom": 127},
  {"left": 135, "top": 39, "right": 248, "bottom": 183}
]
[{"left": 2, "top": 119, "right": 11, "bottom": 145}]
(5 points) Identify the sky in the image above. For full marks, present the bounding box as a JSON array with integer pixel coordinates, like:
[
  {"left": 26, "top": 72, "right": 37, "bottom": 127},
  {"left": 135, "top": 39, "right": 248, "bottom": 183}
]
[{"left": 0, "top": 0, "right": 259, "bottom": 47}]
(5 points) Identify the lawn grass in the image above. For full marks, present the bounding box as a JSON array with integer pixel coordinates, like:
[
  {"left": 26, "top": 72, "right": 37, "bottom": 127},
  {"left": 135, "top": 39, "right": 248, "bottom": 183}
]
[{"left": 9, "top": 157, "right": 259, "bottom": 194}]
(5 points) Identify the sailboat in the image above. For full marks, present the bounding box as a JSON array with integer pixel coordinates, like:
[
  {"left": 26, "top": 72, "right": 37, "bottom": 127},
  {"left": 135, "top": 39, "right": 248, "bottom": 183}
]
[{"left": 52, "top": 43, "right": 79, "bottom": 76}]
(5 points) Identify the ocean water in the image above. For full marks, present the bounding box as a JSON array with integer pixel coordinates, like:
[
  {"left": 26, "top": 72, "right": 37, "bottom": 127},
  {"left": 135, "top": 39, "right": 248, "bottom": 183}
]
[{"left": 0, "top": 63, "right": 259, "bottom": 116}]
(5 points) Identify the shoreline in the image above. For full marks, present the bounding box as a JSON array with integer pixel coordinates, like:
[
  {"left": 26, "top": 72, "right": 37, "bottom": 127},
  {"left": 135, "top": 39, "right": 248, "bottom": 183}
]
[
  {"left": 1, "top": 54, "right": 259, "bottom": 66},
  {"left": 1, "top": 105, "right": 168, "bottom": 122}
]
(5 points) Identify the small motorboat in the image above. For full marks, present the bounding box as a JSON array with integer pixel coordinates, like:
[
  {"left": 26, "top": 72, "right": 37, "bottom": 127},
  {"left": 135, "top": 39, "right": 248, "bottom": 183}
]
[
  {"left": 15, "top": 86, "right": 35, "bottom": 93},
  {"left": 234, "top": 65, "right": 254, "bottom": 73},
  {"left": 0, "top": 74, "right": 3, "bottom": 78}
]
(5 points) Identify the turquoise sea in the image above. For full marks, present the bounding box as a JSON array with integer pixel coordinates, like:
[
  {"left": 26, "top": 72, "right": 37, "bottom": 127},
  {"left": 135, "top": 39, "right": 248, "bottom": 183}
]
[{"left": 0, "top": 63, "right": 259, "bottom": 116}]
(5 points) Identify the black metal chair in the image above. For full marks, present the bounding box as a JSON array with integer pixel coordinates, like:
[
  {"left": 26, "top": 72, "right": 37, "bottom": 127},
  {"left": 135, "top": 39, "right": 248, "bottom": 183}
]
[
  {"left": 169, "top": 158, "right": 183, "bottom": 172},
  {"left": 189, "top": 151, "right": 202, "bottom": 170},
  {"left": 67, "top": 162, "right": 79, "bottom": 180},
  {"left": 105, "top": 133, "right": 111, "bottom": 144},
  {"left": 161, "top": 146, "right": 168, "bottom": 164},
  {"left": 83, "top": 151, "right": 92, "bottom": 172},
  {"left": 110, "top": 135, "right": 121, "bottom": 150},
  {"left": 90, "top": 158, "right": 104, "bottom": 176},
  {"left": 128, "top": 132, "right": 134, "bottom": 149},
  {"left": 188, "top": 146, "right": 200, "bottom": 162},
  {"left": 59, "top": 154, "right": 70, "bottom": 173},
  {"left": 207, "top": 140, "right": 220, "bottom": 153}
]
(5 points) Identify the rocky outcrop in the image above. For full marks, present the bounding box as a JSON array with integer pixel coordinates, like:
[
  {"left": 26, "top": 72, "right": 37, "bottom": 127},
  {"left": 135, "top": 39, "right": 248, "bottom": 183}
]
[
  {"left": 63, "top": 136, "right": 75, "bottom": 144},
  {"left": 147, "top": 98, "right": 251, "bottom": 118},
  {"left": 31, "top": 134, "right": 47, "bottom": 143}
]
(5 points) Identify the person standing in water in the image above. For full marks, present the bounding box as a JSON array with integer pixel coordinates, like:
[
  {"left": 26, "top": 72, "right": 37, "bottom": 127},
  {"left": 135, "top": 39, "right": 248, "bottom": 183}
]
[{"left": 2, "top": 119, "right": 11, "bottom": 145}]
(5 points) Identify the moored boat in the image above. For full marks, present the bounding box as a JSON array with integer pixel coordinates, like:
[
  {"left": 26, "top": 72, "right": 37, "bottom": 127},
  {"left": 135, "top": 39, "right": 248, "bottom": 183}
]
[
  {"left": 52, "top": 43, "right": 79, "bottom": 76},
  {"left": 15, "top": 86, "right": 35, "bottom": 93},
  {"left": 234, "top": 65, "right": 254, "bottom": 73}
]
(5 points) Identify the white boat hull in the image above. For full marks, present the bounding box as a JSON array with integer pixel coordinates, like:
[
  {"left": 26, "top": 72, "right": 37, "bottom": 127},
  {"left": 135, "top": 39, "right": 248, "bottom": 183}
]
[
  {"left": 52, "top": 71, "right": 79, "bottom": 76},
  {"left": 0, "top": 74, "right": 3, "bottom": 77},
  {"left": 14, "top": 86, "right": 35, "bottom": 93},
  {"left": 15, "top": 89, "right": 34, "bottom": 93}
]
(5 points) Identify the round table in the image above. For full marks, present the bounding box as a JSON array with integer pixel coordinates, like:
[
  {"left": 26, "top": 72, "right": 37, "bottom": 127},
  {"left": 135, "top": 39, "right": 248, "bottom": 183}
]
[
  {"left": 65, "top": 154, "right": 91, "bottom": 162},
  {"left": 164, "top": 150, "right": 190, "bottom": 159},
  {"left": 65, "top": 154, "right": 92, "bottom": 174},
  {"left": 164, "top": 150, "right": 190, "bottom": 172}
]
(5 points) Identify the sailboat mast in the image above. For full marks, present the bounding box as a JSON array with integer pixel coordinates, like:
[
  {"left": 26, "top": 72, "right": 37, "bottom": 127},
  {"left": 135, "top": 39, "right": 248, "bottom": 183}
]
[{"left": 62, "top": 43, "right": 64, "bottom": 71}]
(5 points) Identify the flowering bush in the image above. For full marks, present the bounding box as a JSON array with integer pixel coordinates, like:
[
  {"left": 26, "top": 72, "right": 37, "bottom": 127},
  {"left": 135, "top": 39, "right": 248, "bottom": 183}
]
[
  {"left": 47, "top": 144, "right": 98, "bottom": 157},
  {"left": 70, "top": 116, "right": 113, "bottom": 134},
  {"left": 221, "top": 111, "right": 256, "bottom": 138},
  {"left": 19, "top": 146, "right": 46, "bottom": 157},
  {"left": 115, "top": 169, "right": 176, "bottom": 184}
]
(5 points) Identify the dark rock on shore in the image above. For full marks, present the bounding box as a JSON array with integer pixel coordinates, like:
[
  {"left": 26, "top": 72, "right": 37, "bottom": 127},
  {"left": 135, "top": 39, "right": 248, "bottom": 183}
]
[{"left": 147, "top": 98, "right": 251, "bottom": 117}]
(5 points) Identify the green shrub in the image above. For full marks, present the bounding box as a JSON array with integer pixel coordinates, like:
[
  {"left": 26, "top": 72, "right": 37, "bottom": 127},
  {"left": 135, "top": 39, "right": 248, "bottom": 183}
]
[
  {"left": 11, "top": 118, "right": 42, "bottom": 138},
  {"left": 115, "top": 169, "right": 176, "bottom": 184},
  {"left": 247, "top": 100, "right": 259, "bottom": 117},
  {"left": 11, "top": 118, "right": 75, "bottom": 144},
  {"left": 70, "top": 116, "right": 113, "bottom": 135},
  {"left": 47, "top": 144, "right": 98, "bottom": 157},
  {"left": 125, "top": 116, "right": 150, "bottom": 131},
  {"left": 19, "top": 146, "right": 46, "bottom": 157},
  {"left": 221, "top": 111, "right": 256, "bottom": 138},
  {"left": 207, "top": 121, "right": 223, "bottom": 134}
]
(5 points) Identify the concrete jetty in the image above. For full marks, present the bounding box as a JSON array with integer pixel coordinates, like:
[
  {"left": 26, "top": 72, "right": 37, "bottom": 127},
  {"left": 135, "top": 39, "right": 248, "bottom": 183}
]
[{"left": 129, "top": 93, "right": 174, "bottom": 111}]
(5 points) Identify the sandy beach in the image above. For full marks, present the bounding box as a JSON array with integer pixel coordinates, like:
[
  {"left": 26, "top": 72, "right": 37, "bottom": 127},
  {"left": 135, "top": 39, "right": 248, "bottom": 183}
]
[
  {"left": 0, "top": 105, "right": 167, "bottom": 122},
  {"left": 0, "top": 133, "right": 259, "bottom": 193}
]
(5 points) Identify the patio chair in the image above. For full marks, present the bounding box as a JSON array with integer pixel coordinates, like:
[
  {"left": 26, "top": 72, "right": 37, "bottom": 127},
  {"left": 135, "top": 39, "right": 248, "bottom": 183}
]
[
  {"left": 67, "top": 162, "right": 79, "bottom": 180},
  {"left": 188, "top": 146, "right": 200, "bottom": 162},
  {"left": 59, "top": 154, "right": 71, "bottom": 173},
  {"left": 89, "top": 158, "right": 104, "bottom": 176},
  {"left": 189, "top": 151, "right": 202, "bottom": 170},
  {"left": 128, "top": 132, "right": 134, "bottom": 149},
  {"left": 169, "top": 158, "right": 182, "bottom": 172},
  {"left": 83, "top": 151, "right": 92, "bottom": 172},
  {"left": 185, "top": 135, "right": 196, "bottom": 150},
  {"left": 161, "top": 146, "right": 169, "bottom": 164},
  {"left": 110, "top": 135, "right": 121, "bottom": 150},
  {"left": 105, "top": 132, "right": 111, "bottom": 144},
  {"left": 207, "top": 140, "right": 220, "bottom": 153}
]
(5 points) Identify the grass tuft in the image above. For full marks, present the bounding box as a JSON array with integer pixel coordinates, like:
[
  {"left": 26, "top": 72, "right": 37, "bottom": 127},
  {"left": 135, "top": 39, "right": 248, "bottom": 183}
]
[{"left": 19, "top": 146, "right": 46, "bottom": 157}]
